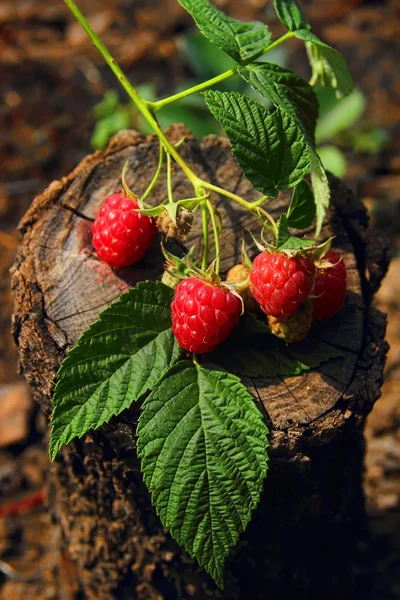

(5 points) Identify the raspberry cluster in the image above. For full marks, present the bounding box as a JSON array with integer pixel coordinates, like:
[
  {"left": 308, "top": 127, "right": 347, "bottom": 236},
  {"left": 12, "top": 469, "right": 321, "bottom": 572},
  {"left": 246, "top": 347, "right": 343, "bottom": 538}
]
[
  {"left": 92, "top": 192, "right": 347, "bottom": 353},
  {"left": 249, "top": 252, "right": 315, "bottom": 318},
  {"left": 248, "top": 249, "right": 347, "bottom": 343}
]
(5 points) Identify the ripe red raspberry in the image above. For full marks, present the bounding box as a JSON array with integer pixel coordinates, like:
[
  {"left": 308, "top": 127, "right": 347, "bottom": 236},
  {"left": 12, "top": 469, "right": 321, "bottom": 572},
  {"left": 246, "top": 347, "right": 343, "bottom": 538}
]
[
  {"left": 171, "top": 278, "right": 242, "bottom": 353},
  {"left": 313, "top": 251, "right": 347, "bottom": 322},
  {"left": 249, "top": 251, "right": 315, "bottom": 318},
  {"left": 92, "top": 193, "right": 157, "bottom": 268}
]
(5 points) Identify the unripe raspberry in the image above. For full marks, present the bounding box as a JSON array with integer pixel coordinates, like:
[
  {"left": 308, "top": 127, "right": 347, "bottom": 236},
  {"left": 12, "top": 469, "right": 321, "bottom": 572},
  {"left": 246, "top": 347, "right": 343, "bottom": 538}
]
[
  {"left": 157, "top": 207, "right": 193, "bottom": 240},
  {"left": 249, "top": 251, "right": 315, "bottom": 318},
  {"left": 92, "top": 193, "right": 157, "bottom": 268},
  {"left": 268, "top": 300, "right": 313, "bottom": 343},
  {"left": 162, "top": 269, "right": 180, "bottom": 290},
  {"left": 171, "top": 277, "right": 242, "bottom": 353},
  {"left": 226, "top": 264, "right": 258, "bottom": 312},
  {"left": 313, "top": 251, "right": 347, "bottom": 322}
]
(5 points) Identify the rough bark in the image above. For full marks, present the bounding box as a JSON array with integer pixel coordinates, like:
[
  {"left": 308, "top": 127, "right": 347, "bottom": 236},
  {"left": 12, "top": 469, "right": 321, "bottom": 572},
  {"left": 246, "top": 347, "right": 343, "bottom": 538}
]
[{"left": 11, "top": 127, "right": 389, "bottom": 600}]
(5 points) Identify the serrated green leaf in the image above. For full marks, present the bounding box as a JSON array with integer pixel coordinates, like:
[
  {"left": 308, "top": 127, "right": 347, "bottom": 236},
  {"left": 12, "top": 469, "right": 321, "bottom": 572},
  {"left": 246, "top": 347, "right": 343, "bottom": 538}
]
[
  {"left": 237, "top": 63, "right": 329, "bottom": 232},
  {"left": 309, "top": 150, "right": 330, "bottom": 234},
  {"left": 238, "top": 62, "right": 319, "bottom": 138},
  {"left": 276, "top": 214, "right": 314, "bottom": 250},
  {"left": 273, "top": 0, "right": 311, "bottom": 32},
  {"left": 295, "top": 29, "right": 353, "bottom": 98},
  {"left": 286, "top": 336, "right": 344, "bottom": 370},
  {"left": 287, "top": 180, "right": 316, "bottom": 229},
  {"left": 137, "top": 361, "right": 268, "bottom": 589},
  {"left": 177, "top": 0, "right": 271, "bottom": 64},
  {"left": 237, "top": 311, "right": 271, "bottom": 335},
  {"left": 180, "top": 32, "right": 238, "bottom": 82},
  {"left": 204, "top": 90, "right": 310, "bottom": 198},
  {"left": 212, "top": 329, "right": 343, "bottom": 378},
  {"left": 49, "top": 282, "right": 182, "bottom": 461}
]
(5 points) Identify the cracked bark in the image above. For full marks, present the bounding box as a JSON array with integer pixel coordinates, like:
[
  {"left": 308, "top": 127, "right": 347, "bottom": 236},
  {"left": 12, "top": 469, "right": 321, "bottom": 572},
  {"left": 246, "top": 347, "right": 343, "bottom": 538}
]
[{"left": 11, "top": 127, "right": 389, "bottom": 600}]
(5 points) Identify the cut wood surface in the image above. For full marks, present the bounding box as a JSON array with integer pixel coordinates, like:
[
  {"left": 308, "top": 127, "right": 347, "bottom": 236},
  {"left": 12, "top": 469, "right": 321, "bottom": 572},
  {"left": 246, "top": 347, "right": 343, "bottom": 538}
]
[{"left": 11, "top": 127, "right": 389, "bottom": 599}]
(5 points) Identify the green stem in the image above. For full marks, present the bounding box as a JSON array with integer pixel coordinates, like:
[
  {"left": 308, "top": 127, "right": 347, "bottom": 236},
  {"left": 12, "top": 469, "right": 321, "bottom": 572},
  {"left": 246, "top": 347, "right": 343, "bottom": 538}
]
[
  {"left": 149, "top": 32, "right": 294, "bottom": 111},
  {"left": 256, "top": 207, "right": 279, "bottom": 240},
  {"left": 250, "top": 195, "right": 269, "bottom": 208},
  {"left": 150, "top": 68, "right": 236, "bottom": 111},
  {"left": 206, "top": 200, "right": 220, "bottom": 275},
  {"left": 201, "top": 201, "right": 209, "bottom": 271},
  {"left": 63, "top": 0, "right": 202, "bottom": 189},
  {"left": 166, "top": 153, "right": 174, "bottom": 203},
  {"left": 193, "top": 353, "right": 201, "bottom": 367},
  {"left": 141, "top": 143, "right": 164, "bottom": 203},
  {"left": 201, "top": 181, "right": 278, "bottom": 239}
]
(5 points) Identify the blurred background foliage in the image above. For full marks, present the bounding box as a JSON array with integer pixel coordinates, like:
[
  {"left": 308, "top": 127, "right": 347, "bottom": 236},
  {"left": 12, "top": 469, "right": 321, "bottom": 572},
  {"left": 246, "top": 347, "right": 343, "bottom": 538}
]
[{"left": 91, "top": 33, "right": 389, "bottom": 180}]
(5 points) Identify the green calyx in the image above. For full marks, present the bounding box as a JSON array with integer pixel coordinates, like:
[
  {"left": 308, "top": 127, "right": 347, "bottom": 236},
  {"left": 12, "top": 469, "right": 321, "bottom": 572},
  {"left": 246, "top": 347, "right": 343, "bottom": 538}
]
[{"left": 161, "top": 243, "right": 196, "bottom": 289}]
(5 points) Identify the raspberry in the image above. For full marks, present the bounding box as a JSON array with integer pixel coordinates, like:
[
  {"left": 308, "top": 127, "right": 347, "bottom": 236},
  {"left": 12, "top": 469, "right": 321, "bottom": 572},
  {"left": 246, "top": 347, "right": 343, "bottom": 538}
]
[
  {"left": 268, "top": 300, "right": 313, "bottom": 343},
  {"left": 226, "top": 263, "right": 258, "bottom": 313},
  {"left": 171, "top": 278, "right": 242, "bottom": 353},
  {"left": 313, "top": 251, "right": 347, "bottom": 322},
  {"left": 249, "top": 251, "right": 315, "bottom": 318},
  {"left": 92, "top": 193, "right": 157, "bottom": 268}
]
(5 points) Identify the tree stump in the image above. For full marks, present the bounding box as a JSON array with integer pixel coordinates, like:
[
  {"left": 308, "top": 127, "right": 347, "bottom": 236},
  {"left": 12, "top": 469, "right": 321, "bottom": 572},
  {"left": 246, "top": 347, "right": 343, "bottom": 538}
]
[{"left": 11, "top": 127, "right": 389, "bottom": 600}]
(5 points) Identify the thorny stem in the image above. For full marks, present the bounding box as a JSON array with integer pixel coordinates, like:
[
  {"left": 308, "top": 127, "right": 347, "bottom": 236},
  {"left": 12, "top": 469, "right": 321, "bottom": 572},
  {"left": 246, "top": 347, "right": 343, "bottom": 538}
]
[
  {"left": 149, "top": 32, "right": 294, "bottom": 111},
  {"left": 141, "top": 143, "right": 164, "bottom": 203},
  {"left": 206, "top": 200, "right": 221, "bottom": 275},
  {"left": 201, "top": 201, "right": 209, "bottom": 271}
]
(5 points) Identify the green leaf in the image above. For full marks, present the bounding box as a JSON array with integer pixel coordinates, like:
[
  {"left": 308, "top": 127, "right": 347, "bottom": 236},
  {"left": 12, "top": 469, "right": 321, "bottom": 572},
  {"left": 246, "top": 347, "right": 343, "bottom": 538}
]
[
  {"left": 177, "top": 0, "right": 271, "bottom": 64},
  {"left": 49, "top": 282, "right": 182, "bottom": 461},
  {"left": 179, "top": 32, "right": 238, "bottom": 82},
  {"left": 295, "top": 29, "right": 353, "bottom": 98},
  {"left": 238, "top": 312, "right": 271, "bottom": 335},
  {"left": 137, "top": 361, "right": 268, "bottom": 589},
  {"left": 309, "top": 150, "right": 330, "bottom": 234},
  {"left": 276, "top": 214, "right": 314, "bottom": 250},
  {"left": 212, "top": 328, "right": 343, "bottom": 378},
  {"left": 287, "top": 179, "right": 316, "bottom": 229},
  {"left": 204, "top": 90, "right": 310, "bottom": 198},
  {"left": 238, "top": 62, "right": 318, "bottom": 138},
  {"left": 273, "top": 0, "right": 311, "bottom": 32},
  {"left": 237, "top": 63, "right": 329, "bottom": 232}
]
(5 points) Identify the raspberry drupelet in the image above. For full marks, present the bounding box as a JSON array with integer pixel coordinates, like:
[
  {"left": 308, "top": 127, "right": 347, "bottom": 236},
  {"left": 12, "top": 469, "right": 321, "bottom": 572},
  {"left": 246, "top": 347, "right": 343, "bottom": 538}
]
[
  {"left": 249, "top": 251, "right": 315, "bottom": 318},
  {"left": 92, "top": 193, "right": 157, "bottom": 268},
  {"left": 171, "top": 278, "right": 242, "bottom": 353}
]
